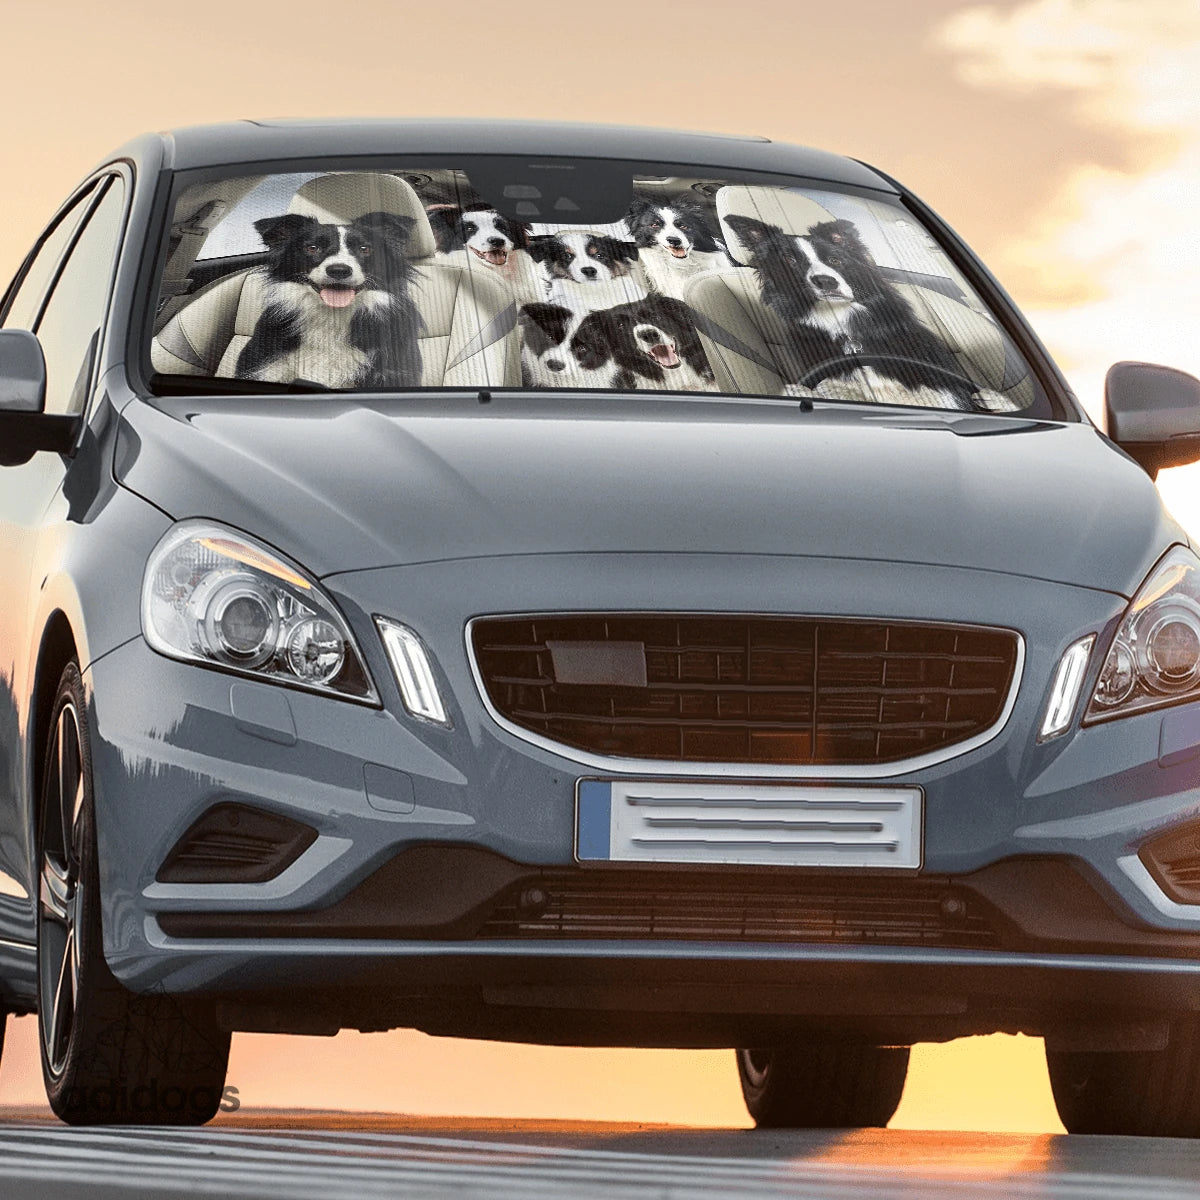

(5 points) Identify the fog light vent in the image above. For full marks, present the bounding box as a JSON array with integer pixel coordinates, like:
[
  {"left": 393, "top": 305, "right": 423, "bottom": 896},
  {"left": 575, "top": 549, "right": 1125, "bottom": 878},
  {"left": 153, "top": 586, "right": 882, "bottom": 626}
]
[
  {"left": 156, "top": 802, "right": 317, "bottom": 884},
  {"left": 1139, "top": 823, "right": 1200, "bottom": 905}
]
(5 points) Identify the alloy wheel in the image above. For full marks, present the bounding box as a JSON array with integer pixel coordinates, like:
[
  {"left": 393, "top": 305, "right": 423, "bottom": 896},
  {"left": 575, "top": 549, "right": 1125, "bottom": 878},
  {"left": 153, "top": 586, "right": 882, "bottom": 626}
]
[{"left": 38, "top": 701, "right": 86, "bottom": 1079}]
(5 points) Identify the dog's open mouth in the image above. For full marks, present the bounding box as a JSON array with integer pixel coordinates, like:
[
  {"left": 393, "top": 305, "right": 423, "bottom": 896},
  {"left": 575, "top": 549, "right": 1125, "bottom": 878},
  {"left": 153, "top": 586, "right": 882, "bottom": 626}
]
[
  {"left": 647, "top": 342, "right": 681, "bottom": 369},
  {"left": 668, "top": 246, "right": 690, "bottom": 259},
  {"left": 317, "top": 285, "right": 360, "bottom": 309},
  {"left": 471, "top": 246, "right": 510, "bottom": 267}
]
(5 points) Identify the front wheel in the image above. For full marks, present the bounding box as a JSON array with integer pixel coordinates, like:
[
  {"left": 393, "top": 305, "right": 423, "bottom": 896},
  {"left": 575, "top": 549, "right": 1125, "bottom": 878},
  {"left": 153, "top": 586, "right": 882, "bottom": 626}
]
[
  {"left": 736, "top": 1042, "right": 910, "bottom": 1128},
  {"left": 37, "top": 662, "right": 231, "bottom": 1125},
  {"left": 1046, "top": 1021, "right": 1200, "bottom": 1137}
]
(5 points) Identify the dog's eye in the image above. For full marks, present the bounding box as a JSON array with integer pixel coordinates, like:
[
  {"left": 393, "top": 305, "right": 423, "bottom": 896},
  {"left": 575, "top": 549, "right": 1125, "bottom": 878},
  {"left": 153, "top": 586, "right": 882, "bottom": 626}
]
[
  {"left": 356, "top": 243, "right": 372, "bottom": 258},
  {"left": 650, "top": 220, "right": 663, "bottom": 229},
  {"left": 304, "top": 243, "right": 323, "bottom": 255},
  {"left": 785, "top": 255, "right": 799, "bottom": 267},
  {"left": 587, "top": 245, "right": 599, "bottom": 257}
]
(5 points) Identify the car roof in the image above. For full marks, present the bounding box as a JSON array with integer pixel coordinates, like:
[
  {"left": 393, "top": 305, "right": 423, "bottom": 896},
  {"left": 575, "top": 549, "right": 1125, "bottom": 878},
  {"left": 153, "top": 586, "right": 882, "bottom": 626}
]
[{"left": 114, "top": 119, "right": 896, "bottom": 192}]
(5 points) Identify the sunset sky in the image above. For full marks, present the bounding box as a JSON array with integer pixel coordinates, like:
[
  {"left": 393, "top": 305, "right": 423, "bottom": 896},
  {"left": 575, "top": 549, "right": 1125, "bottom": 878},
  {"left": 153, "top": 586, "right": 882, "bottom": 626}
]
[{"left": 0, "top": 0, "right": 1196, "bottom": 1131}]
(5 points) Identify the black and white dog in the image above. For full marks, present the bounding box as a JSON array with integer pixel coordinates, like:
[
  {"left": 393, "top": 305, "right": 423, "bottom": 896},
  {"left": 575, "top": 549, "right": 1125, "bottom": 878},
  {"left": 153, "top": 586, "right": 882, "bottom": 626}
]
[
  {"left": 527, "top": 231, "right": 640, "bottom": 283},
  {"left": 724, "top": 214, "right": 992, "bottom": 410},
  {"left": 625, "top": 196, "right": 729, "bottom": 302},
  {"left": 526, "top": 231, "right": 645, "bottom": 316},
  {"left": 428, "top": 202, "right": 531, "bottom": 265},
  {"left": 427, "top": 202, "right": 542, "bottom": 303},
  {"left": 518, "top": 302, "right": 588, "bottom": 388},
  {"left": 236, "top": 211, "right": 423, "bottom": 388},
  {"left": 568, "top": 296, "right": 716, "bottom": 391}
]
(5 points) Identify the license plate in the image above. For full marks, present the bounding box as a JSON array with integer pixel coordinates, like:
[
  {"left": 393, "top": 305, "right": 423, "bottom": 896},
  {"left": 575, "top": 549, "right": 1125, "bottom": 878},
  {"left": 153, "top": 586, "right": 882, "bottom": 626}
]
[{"left": 576, "top": 779, "right": 923, "bottom": 869}]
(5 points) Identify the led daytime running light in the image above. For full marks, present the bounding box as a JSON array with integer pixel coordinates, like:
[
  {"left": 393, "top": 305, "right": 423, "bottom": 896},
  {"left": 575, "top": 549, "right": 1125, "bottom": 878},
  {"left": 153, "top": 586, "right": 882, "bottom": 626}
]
[
  {"left": 1039, "top": 635, "right": 1095, "bottom": 741},
  {"left": 376, "top": 618, "right": 449, "bottom": 726}
]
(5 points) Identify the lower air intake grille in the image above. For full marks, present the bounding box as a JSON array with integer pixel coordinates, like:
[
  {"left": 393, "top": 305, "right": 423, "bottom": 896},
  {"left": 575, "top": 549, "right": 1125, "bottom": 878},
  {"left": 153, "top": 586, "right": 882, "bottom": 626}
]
[
  {"left": 156, "top": 802, "right": 317, "bottom": 884},
  {"left": 471, "top": 614, "right": 1019, "bottom": 765},
  {"left": 479, "top": 871, "right": 1000, "bottom": 949}
]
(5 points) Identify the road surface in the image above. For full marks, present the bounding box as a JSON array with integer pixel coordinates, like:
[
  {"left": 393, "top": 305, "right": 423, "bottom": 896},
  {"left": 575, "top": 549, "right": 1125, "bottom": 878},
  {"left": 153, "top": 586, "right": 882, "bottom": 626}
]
[{"left": 0, "top": 1111, "right": 1196, "bottom": 1198}]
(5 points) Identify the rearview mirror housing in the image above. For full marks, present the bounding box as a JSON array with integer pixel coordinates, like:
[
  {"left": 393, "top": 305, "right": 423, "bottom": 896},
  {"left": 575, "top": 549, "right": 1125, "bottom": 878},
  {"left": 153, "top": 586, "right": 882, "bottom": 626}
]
[
  {"left": 0, "top": 329, "right": 79, "bottom": 467},
  {"left": 1105, "top": 361, "right": 1200, "bottom": 478}
]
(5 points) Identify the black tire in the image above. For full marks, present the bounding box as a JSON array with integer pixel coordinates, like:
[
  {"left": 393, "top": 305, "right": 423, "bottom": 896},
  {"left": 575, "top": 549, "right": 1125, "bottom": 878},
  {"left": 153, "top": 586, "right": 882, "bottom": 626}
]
[
  {"left": 1046, "top": 1020, "right": 1200, "bottom": 1137},
  {"left": 736, "top": 1042, "right": 910, "bottom": 1128},
  {"left": 36, "top": 662, "right": 231, "bottom": 1125}
]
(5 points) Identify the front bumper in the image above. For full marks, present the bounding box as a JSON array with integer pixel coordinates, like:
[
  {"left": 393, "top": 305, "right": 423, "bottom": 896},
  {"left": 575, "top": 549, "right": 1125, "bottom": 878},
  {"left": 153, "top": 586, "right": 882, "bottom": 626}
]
[{"left": 81, "top": 552, "right": 1200, "bottom": 1038}]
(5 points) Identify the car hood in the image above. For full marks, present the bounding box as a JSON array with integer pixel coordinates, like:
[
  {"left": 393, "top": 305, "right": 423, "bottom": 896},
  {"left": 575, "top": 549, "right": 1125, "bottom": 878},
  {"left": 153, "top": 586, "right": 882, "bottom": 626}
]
[{"left": 115, "top": 394, "right": 1181, "bottom": 594}]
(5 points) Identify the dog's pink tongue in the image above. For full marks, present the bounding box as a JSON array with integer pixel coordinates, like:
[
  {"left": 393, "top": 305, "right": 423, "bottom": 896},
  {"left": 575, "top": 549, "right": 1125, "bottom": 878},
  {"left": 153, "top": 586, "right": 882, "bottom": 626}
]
[
  {"left": 483, "top": 249, "right": 508, "bottom": 266},
  {"left": 669, "top": 246, "right": 689, "bottom": 259},
  {"left": 320, "top": 286, "right": 357, "bottom": 308},
  {"left": 651, "top": 344, "right": 681, "bottom": 368}
]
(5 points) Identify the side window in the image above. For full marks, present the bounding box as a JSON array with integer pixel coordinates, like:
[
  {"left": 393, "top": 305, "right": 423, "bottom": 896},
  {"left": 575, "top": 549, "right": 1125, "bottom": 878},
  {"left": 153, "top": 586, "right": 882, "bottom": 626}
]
[
  {"left": 34, "top": 177, "right": 126, "bottom": 417},
  {"left": 0, "top": 183, "right": 98, "bottom": 331}
]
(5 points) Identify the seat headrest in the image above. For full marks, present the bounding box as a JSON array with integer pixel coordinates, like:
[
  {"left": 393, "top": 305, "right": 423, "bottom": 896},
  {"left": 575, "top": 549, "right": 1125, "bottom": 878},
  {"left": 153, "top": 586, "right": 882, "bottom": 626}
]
[
  {"left": 288, "top": 173, "right": 437, "bottom": 259},
  {"left": 716, "top": 185, "right": 838, "bottom": 263}
]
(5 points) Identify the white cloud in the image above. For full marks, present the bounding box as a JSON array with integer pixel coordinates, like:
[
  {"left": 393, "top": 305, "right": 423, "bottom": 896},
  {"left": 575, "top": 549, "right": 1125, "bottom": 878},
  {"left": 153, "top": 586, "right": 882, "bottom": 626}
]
[
  {"left": 937, "top": 0, "right": 1200, "bottom": 128},
  {"left": 933, "top": 1, "right": 1200, "bottom": 528}
]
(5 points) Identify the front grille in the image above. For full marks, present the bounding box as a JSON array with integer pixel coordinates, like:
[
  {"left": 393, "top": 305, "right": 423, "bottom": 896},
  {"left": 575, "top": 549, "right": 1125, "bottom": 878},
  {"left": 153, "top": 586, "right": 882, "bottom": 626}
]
[
  {"left": 479, "top": 871, "right": 1000, "bottom": 949},
  {"left": 471, "top": 615, "right": 1018, "bottom": 765}
]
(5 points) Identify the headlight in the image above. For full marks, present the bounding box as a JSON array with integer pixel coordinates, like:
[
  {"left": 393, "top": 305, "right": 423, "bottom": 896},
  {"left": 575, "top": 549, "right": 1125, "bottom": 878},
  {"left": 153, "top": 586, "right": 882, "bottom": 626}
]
[
  {"left": 1086, "top": 545, "right": 1200, "bottom": 723},
  {"left": 141, "top": 521, "right": 377, "bottom": 703}
]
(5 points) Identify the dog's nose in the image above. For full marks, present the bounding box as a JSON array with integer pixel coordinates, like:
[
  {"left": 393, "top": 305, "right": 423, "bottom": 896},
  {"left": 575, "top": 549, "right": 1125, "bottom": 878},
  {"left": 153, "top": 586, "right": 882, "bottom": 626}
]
[
  {"left": 580, "top": 266, "right": 598, "bottom": 278},
  {"left": 666, "top": 236, "right": 683, "bottom": 247},
  {"left": 325, "top": 263, "right": 353, "bottom": 280},
  {"left": 810, "top": 274, "right": 840, "bottom": 293},
  {"left": 546, "top": 359, "right": 566, "bottom": 372},
  {"left": 487, "top": 237, "right": 506, "bottom": 248}
]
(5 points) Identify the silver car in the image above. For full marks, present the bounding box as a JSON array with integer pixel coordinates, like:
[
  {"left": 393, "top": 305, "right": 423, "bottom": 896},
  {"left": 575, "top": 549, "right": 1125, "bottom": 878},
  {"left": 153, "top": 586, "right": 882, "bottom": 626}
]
[{"left": 3, "top": 119, "right": 1200, "bottom": 1132}]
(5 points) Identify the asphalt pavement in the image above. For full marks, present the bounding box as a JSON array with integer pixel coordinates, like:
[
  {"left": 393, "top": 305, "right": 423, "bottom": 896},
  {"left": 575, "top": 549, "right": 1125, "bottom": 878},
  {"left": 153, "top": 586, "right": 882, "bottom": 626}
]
[{"left": 0, "top": 1111, "right": 1198, "bottom": 1198}]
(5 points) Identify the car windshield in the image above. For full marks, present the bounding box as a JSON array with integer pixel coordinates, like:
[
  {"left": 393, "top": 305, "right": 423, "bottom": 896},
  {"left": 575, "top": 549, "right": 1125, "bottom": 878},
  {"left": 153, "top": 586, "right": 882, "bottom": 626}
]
[{"left": 148, "top": 158, "right": 1057, "bottom": 418}]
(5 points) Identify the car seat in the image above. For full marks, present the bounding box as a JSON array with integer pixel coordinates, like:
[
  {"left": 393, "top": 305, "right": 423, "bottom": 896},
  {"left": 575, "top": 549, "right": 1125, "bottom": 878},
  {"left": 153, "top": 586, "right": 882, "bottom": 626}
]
[
  {"left": 151, "top": 173, "right": 521, "bottom": 388},
  {"left": 685, "top": 186, "right": 1032, "bottom": 409}
]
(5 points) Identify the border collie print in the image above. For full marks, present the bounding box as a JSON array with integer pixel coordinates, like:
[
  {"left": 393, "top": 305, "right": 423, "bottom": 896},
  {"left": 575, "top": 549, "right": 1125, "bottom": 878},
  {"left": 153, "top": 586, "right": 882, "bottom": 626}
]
[
  {"left": 518, "top": 302, "right": 584, "bottom": 388},
  {"left": 568, "top": 296, "right": 716, "bottom": 392},
  {"left": 626, "top": 196, "right": 722, "bottom": 258},
  {"left": 428, "top": 202, "right": 542, "bottom": 303},
  {"left": 428, "top": 202, "right": 531, "bottom": 264},
  {"left": 724, "top": 214, "right": 994, "bottom": 411},
  {"left": 625, "top": 196, "right": 730, "bottom": 302},
  {"left": 236, "top": 211, "right": 424, "bottom": 389},
  {"left": 527, "top": 232, "right": 640, "bottom": 284}
]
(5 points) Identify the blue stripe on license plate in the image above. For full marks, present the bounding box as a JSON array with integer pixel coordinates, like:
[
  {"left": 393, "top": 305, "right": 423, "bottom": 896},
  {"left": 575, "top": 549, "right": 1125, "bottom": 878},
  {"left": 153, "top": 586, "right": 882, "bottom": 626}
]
[{"left": 576, "top": 780, "right": 612, "bottom": 861}]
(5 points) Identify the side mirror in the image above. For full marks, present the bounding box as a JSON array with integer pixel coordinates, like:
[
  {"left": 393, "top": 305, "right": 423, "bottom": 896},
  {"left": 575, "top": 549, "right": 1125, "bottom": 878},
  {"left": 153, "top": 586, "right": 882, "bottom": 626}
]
[
  {"left": 1105, "top": 361, "right": 1200, "bottom": 479},
  {"left": 0, "top": 329, "right": 78, "bottom": 467}
]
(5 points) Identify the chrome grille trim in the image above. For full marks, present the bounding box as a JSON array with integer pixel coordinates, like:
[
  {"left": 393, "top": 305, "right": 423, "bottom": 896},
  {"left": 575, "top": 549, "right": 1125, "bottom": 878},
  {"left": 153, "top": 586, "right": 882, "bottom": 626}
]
[{"left": 465, "top": 613, "right": 1025, "bottom": 779}]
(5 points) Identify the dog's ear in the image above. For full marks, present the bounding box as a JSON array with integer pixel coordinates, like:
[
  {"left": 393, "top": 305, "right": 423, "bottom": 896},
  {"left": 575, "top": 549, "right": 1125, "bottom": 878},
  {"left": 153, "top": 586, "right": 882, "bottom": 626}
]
[
  {"left": 507, "top": 218, "right": 533, "bottom": 251},
  {"left": 254, "top": 213, "right": 317, "bottom": 249},
  {"left": 525, "top": 235, "right": 558, "bottom": 265},
  {"left": 722, "top": 215, "right": 779, "bottom": 251},
  {"left": 568, "top": 310, "right": 612, "bottom": 371},
  {"left": 648, "top": 295, "right": 696, "bottom": 328},
  {"left": 600, "top": 237, "right": 639, "bottom": 265},
  {"left": 424, "top": 205, "right": 463, "bottom": 253},
  {"left": 518, "top": 303, "right": 574, "bottom": 349},
  {"left": 355, "top": 211, "right": 418, "bottom": 251},
  {"left": 822, "top": 218, "right": 870, "bottom": 257}
]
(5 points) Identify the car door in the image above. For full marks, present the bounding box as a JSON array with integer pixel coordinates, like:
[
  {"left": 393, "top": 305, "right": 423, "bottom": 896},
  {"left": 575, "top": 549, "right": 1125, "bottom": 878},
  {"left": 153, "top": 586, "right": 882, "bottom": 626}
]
[{"left": 0, "top": 173, "right": 127, "bottom": 952}]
